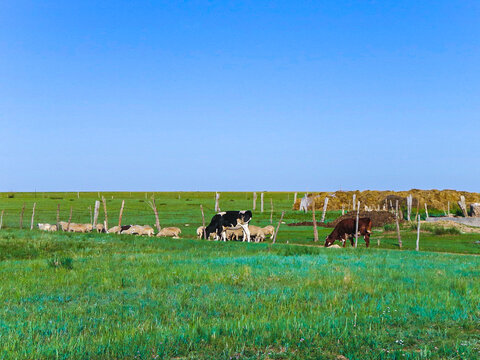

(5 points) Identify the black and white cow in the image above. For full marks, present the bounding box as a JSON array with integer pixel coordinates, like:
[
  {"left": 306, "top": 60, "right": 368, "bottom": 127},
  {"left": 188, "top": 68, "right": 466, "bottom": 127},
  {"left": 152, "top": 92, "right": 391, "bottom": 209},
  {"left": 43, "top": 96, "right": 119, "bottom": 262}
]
[{"left": 205, "top": 210, "right": 253, "bottom": 242}]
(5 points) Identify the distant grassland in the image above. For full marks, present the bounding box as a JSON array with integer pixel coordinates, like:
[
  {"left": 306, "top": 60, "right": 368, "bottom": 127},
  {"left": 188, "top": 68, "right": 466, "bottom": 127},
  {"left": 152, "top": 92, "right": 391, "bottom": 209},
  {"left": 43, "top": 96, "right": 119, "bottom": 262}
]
[
  {"left": 1, "top": 192, "right": 480, "bottom": 359},
  {"left": 0, "top": 231, "right": 479, "bottom": 359},
  {"left": 0, "top": 191, "right": 479, "bottom": 254},
  {"left": 0, "top": 191, "right": 314, "bottom": 230}
]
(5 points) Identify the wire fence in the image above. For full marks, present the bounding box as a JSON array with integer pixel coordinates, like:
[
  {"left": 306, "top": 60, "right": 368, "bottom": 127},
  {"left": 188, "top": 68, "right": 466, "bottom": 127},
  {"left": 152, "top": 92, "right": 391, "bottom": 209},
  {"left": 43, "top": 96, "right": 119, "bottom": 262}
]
[
  {"left": 0, "top": 198, "right": 302, "bottom": 231},
  {"left": 0, "top": 201, "right": 226, "bottom": 230}
]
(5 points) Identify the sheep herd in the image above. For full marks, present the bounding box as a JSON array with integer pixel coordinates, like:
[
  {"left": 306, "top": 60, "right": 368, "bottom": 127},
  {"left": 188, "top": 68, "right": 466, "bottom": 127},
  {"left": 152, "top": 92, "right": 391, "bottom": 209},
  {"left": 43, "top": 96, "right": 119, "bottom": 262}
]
[
  {"left": 196, "top": 224, "right": 275, "bottom": 242},
  {"left": 37, "top": 222, "right": 274, "bottom": 242},
  {"left": 37, "top": 222, "right": 182, "bottom": 238}
]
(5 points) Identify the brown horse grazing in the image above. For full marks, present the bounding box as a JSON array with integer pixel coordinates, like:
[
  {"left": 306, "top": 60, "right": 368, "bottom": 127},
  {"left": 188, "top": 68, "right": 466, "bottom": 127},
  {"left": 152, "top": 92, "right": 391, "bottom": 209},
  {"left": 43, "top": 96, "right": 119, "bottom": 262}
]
[{"left": 324, "top": 218, "right": 372, "bottom": 248}]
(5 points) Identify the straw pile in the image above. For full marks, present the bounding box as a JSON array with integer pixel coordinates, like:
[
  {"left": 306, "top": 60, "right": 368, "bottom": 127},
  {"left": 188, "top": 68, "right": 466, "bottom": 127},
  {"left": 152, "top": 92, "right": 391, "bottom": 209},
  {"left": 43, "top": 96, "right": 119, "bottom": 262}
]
[{"left": 293, "top": 190, "right": 480, "bottom": 212}]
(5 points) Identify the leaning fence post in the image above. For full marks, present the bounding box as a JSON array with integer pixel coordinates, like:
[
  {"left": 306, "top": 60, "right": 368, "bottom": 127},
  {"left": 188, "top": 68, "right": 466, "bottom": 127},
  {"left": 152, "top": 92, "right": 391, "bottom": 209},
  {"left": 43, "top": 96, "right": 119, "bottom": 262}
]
[
  {"left": 67, "top": 206, "right": 73, "bottom": 232},
  {"left": 312, "top": 200, "right": 318, "bottom": 242},
  {"left": 424, "top": 203, "right": 429, "bottom": 219},
  {"left": 19, "top": 203, "right": 25, "bottom": 229},
  {"left": 0, "top": 210, "right": 4, "bottom": 230},
  {"left": 200, "top": 205, "right": 206, "bottom": 239},
  {"left": 416, "top": 214, "right": 421, "bottom": 251},
  {"left": 321, "top": 197, "right": 329, "bottom": 223},
  {"left": 102, "top": 196, "right": 108, "bottom": 230},
  {"left": 30, "top": 202, "right": 36, "bottom": 230},
  {"left": 272, "top": 211, "right": 285, "bottom": 244},
  {"left": 118, "top": 200, "right": 125, "bottom": 227},
  {"left": 354, "top": 201, "right": 360, "bottom": 248},
  {"left": 149, "top": 198, "right": 161, "bottom": 232},
  {"left": 270, "top": 198, "right": 274, "bottom": 224},
  {"left": 395, "top": 200, "right": 402, "bottom": 249}
]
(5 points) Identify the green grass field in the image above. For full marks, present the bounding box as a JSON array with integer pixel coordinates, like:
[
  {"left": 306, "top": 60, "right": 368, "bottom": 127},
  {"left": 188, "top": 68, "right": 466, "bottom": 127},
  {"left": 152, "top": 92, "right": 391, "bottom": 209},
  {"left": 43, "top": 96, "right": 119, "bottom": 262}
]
[{"left": 0, "top": 192, "right": 479, "bottom": 359}]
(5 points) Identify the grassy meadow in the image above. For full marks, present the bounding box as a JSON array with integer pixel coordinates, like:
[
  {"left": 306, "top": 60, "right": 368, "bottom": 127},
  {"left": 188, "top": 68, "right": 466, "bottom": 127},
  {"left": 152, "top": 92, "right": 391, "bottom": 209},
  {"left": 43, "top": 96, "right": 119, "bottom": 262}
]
[{"left": 0, "top": 192, "right": 480, "bottom": 359}]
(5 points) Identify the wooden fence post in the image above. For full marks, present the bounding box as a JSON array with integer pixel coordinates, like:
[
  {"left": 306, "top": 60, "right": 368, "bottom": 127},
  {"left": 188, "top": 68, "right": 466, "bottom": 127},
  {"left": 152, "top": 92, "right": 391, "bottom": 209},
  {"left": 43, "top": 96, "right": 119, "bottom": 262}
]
[
  {"left": 321, "top": 197, "right": 329, "bottom": 223},
  {"left": 200, "top": 205, "right": 206, "bottom": 239},
  {"left": 118, "top": 200, "right": 125, "bottom": 227},
  {"left": 424, "top": 203, "right": 429, "bottom": 219},
  {"left": 447, "top": 201, "right": 450, "bottom": 216},
  {"left": 88, "top": 205, "right": 92, "bottom": 225},
  {"left": 395, "top": 200, "right": 402, "bottom": 249},
  {"left": 261, "top": 193, "right": 264, "bottom": 213},
  {"left": 253, "top": 192, "right": 257, "bottom": 211},
  {"left": 67, "top": 206, "right": 73, "bottom": 232},
  {"left": 342, "top": 205, "right": 345, "bottom": 216},
  {"left": 19, "top": 203, "right": 25, "bottom": 229},
  {"left": 30, "top": 202, "right": 36, "bottom": 230},
  {"left": 458, "top": 196, "right": 468, "bottom": 217},
  {"left": 312, "top": 200, "right": 318, "bottom": 242},
  {"left": 272, "top": 211, "right": 285, "bottom": 244},
  {"left": 355, "top": 201, "right": 360, "bottom": 248},
  {"left": 56, "top": 204, "right": 60, "bottom": 231},
  {"left": 270, "top": 198, "right": 273, "bottom": 224},
  {"left": 293, "top": 192, "right": 297, "bottom": 206},
  {"left": 93, "top": 201, "right": 100, "bottom": 228},
  {"left": 416, "top": 214, "right": 421, "bottom": 251},
  {"left": 407, "top": 194, "right": 412, "bottom": 221},
  {"left": 102, "top": 197, "right": 108, "bottom": 230},
  {"left": 0, "top": 210, "right": 4, "bottom": 230},
  {"left": 215, "top": 192, "right": 220, "bottom": 212},
  {"left": 353, "top": 194, "right": 356, "bottom": 211}
]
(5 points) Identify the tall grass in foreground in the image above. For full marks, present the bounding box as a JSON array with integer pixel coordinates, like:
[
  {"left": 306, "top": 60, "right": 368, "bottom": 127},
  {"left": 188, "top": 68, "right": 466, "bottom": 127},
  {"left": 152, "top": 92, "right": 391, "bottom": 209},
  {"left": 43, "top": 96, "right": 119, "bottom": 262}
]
[{"left": 0, "top": 231, "right": 479, "bottom": 359}]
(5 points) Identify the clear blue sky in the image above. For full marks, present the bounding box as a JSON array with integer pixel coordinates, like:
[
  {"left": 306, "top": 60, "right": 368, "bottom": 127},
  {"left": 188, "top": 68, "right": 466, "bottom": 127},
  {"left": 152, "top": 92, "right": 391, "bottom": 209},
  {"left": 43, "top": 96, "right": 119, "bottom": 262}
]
[{"left": 1, "top": 1, "right": 479, "bottom": 192}]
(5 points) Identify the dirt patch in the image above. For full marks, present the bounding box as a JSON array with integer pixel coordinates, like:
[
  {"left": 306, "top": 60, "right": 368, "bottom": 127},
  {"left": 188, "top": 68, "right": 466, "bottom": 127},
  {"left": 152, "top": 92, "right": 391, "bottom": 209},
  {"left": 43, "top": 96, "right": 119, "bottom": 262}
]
[
  {"left": 423, "top": 220, "right": 480, "bottom": 234},
  {"left": 288, "top": 211, "right": 397, "bottom": 228}
]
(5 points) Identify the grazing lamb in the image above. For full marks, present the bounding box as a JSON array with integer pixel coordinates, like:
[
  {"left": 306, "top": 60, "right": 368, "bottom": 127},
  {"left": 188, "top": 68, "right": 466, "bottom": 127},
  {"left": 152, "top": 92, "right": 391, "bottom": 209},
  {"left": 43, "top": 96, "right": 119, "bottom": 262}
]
[
  {"left": 121, "top": 225, "right": 154, "bottom": 236},
  {"left": 58, "top": 221, "right": 69, "bottom": 231},
  {"left": 226, "top": 228, "right": 244, "bottom": 241},
  {"left": 196, "top": 226, "right": 218, "bottom": 240},
  {"left": 262, "top": 225, "right": 275, "bottom": 238},
  {"left": 37, "top": 223, "right": 57, "bottom": 231},
  {"left": 255, "top": 229, "right": 266, "bottom": 242},
  {"left": 67, "top": 223, "right": 93, "bottom": 233},
  {"left": 247, "top": 225, "right": 264, "bottom": 241},
  {"left": 156, "top": 227, "right": 181, "bottom": 238},
  {"left": 107, "top": 225, "right": 122, "bottom": 234}
]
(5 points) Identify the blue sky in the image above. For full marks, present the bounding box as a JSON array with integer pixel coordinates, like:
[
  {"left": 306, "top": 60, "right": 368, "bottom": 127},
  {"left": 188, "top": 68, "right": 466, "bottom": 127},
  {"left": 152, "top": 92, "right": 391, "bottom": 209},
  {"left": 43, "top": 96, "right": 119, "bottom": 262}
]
[{"left": 1, "top": 1, "right": 479, "bottom": 191}]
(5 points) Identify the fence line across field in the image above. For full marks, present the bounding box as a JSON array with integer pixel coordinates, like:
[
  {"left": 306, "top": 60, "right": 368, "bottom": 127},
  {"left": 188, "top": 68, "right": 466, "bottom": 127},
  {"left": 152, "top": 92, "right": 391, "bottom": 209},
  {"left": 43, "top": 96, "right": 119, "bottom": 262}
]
[{"left": 0, "top": 200, "right": 295, "bottom": 230}]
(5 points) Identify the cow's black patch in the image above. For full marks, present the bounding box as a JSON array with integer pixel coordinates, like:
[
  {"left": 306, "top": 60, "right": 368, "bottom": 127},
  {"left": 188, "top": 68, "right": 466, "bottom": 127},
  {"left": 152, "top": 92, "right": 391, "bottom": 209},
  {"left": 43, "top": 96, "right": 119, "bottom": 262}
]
[{"left": 204, "top": 211, "right": 252, "bottom": 239}]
